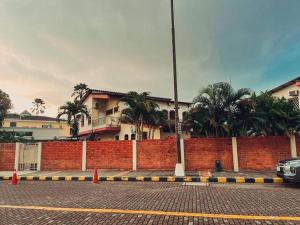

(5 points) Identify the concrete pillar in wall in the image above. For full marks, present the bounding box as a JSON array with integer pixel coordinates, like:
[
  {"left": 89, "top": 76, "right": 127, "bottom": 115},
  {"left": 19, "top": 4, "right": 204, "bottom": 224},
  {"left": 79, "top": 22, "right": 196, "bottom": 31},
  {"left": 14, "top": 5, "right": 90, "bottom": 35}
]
[
  {"left": 290, "top": 135, "right": 297, "bottom": 158},
  {"left": 37, "top": 142, "right": 42, "bottom": 171},
  {"left": 132, "top": 140, "right": 137, "bottom": 171},
  {"left": 82, "top": 141, "right": 87, "bottom": 171},
  {"left": 180, "top": 139, "right": 185, "bottom": 170},
  {"left": 14, "top": 142, "right": 20, "bottom": 171},
  {"left": 232, "top": 137, "right": 239, "bottom": 172}
]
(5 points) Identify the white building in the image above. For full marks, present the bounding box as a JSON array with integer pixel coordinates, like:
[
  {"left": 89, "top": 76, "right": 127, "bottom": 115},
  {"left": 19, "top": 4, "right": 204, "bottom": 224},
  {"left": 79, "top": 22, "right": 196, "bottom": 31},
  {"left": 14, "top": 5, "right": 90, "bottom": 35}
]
[
  {"left": 269, "top": 76, "right": 300, "bottom": 109},
  {"left": 78, "top": 89, "right": 191, "bottom": 141}
]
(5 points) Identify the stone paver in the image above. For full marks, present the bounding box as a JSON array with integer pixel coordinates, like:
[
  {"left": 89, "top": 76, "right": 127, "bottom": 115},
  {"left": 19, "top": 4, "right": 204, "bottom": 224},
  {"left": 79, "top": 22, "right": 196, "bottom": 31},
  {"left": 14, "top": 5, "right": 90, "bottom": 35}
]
[{"left": 0, "top": 181, "right": 299, "bottom": 224}]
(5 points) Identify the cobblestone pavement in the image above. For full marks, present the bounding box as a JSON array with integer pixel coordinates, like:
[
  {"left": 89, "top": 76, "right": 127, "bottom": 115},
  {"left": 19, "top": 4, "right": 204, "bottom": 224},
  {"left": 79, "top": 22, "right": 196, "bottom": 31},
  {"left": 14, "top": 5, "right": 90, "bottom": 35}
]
[{"left": 0, "top": 181, "right": 299, "bottom": 224}]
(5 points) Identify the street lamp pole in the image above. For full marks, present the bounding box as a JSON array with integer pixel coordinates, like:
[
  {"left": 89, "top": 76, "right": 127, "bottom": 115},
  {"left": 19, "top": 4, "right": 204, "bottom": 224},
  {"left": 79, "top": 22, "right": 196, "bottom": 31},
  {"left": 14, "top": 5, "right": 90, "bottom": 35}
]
[{"left": 170, "top": 0, "right": 184, "bottom": 176}]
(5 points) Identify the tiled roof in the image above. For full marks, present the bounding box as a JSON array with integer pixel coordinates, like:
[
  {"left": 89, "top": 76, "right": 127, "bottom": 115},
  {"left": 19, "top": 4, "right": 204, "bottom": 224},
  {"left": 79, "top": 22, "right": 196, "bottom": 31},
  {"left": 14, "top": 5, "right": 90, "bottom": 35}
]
[
  {"left": 269, "top": 76, "right": 300, "bottom": 94},
  {"left": 6, "top": 114, "right": 65, "bottom": 122},
  {"left": 81, "top": 89, "right": 191, "bottom": 105}
]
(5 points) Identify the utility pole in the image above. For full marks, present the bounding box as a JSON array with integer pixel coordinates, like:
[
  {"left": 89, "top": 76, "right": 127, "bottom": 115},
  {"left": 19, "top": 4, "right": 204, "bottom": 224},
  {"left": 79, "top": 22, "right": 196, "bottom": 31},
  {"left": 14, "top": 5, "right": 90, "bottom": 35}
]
[{"left": 170, "top": 0, "right": 185, "bottom": 176}]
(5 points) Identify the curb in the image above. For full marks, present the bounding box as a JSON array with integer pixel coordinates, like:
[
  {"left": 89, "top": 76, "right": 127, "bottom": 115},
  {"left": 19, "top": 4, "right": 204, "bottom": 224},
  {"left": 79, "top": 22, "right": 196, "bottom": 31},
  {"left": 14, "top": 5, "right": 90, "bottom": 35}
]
[{"left": 0, "top": 176, "right": 285, "bottom": 183}]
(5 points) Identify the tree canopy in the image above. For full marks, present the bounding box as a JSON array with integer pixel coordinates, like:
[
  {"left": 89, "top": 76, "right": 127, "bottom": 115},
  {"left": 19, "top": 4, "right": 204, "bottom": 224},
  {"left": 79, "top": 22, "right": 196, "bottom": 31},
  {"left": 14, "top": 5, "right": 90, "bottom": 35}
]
[
  {"left": 31, "top": 98, "right": 46, "bottom": 115},
  {"left": 188, "top": 82, "right": 300, "bottom": 137},
  {"left": 57, "top": 100, "right": 89, "bottom": 138},
  {"left": 0, "top": 89, "right": 12, "bottom": 128},
  {"left": 72, "top": 83, "right": 89, "bottom": 101}
]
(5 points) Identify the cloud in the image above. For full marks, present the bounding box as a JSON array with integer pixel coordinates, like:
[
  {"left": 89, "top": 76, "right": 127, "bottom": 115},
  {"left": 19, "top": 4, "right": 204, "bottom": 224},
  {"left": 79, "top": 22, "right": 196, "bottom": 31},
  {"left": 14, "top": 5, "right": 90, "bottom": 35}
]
[{"left": 1, "top": 0, "right": 300, "bottom": 116}]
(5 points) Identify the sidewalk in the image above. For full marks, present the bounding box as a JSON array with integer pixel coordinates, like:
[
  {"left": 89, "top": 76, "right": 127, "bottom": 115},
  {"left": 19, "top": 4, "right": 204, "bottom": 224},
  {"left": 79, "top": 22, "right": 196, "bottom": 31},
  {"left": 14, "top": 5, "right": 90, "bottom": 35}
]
[{"left": 0, "top": 170, "right": 277, "bottom": 178}]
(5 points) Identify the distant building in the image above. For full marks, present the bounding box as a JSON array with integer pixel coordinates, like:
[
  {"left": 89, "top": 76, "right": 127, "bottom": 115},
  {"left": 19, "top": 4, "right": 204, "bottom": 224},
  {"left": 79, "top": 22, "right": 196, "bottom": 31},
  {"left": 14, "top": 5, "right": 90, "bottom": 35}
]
[
  {"left": 1, "top": 112, "right": 70, "bottom": 140},
  {"left": 78, "top": 89, "right": 191, "bottom": 141},
  {"left": 269, "top": 76, "right": 300, "bottom": 109}
]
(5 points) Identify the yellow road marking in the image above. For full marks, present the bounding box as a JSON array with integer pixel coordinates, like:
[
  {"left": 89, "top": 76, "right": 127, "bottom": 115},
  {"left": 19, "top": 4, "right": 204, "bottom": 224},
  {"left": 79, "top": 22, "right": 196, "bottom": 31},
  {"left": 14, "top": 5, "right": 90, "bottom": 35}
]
[
  {"left": 167, "top": 176, "right": 175, "bottom": 182},
  {"left": 151, "top": 176, "right": 160, "bottom": 182},
  {"left": 26, "top": 176, "right": 33, "bottom": 181},
  {"left": 255, "top": 178, "right": 264, "bottom": 183},
  {"left": 136, "top": 176, "right": 144, "bottom": 181},
  {"left": 106, "top": 176, "right": 114, "bottom": 181},
  {"left": 39, "top": 176, "right": 46, "bottom": 181},
  {"left": 78, "top": 176, "right": 86, "bottom": 181},
  {"left": 183, "top": 176, "right": 192, "bottom": 182},
  {"left": 273, "top": 178, "right": 283, "bottom": 183},
  {"left": 121, "top": 176, "right": 128, "bottom": 181},
  {"left": 200, "top": 177, "right": 208, "bottom": 182},
  {"left": 52, "top": 176, "right": 59, "bottom": 181},
  {"left": 0, "top": 205, "right": 298, "bottom": 221},
  {"left": 65, "top": 176, "right": 72, "bottom": 181},
  {"left": 235, "top": 177, "right": 245, "bottom": 183},
  {"left": 217, "top": 177, "right": 227, "bottom": 183}
]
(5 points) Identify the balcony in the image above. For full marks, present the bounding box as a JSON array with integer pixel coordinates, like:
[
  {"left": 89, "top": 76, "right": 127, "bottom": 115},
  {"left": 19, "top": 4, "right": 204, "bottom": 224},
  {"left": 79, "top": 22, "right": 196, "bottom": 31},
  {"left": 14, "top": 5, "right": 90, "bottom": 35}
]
[{"left": 91, "top": 116, "right": 121, "bottom": 133}]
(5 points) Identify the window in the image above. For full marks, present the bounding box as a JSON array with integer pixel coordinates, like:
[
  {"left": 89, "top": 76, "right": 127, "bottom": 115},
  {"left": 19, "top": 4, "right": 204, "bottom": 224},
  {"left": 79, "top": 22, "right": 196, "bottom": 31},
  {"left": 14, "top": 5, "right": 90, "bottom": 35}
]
[
  {"left": 106, "top": 109, "right": 113, "bottom": 116},
  {"left": 162, "top": 110, "right": 168, "bottom": 119},
  {"left": 88, "top": 116, "right": 91, "bottom": 125},
  {"left": 115, "top": 135, "right": 119, "bottom": 141},
  {"left": 170, "top": 110, "right": 175, "bottom": 120},
  {"left": 10, "top": 122, "right": 16, "bottom": 127},
  {"left": 124, "top": 134, "right": 129, "bottom": 140},
  {"left": 113, "top": 106, "right": 119, "bottom": 113},
  {"left": 182, "top": 111, "right": 188, "bottom": 120},
  {"left": 42, "top": 125, "right": 52, "bottom": 128},
  {"left": 81, "top": 115, "right": 85, "bottom": 127},
  {"left": 131, "top": 134, "right": 136, "bottom": 140},
  {"left": 24, "top": 132, "right": 33, "bottom": 136},
  {"left": 142, "top": 132, "right": 148, "bottom": 140}
]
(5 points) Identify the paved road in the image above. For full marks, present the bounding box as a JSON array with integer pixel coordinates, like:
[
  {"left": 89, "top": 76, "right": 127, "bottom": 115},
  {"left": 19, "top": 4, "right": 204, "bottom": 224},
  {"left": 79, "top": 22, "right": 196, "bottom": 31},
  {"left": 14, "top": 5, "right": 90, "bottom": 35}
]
[{"left": 0, "top": 181, "right": 299, "bottom": 225}]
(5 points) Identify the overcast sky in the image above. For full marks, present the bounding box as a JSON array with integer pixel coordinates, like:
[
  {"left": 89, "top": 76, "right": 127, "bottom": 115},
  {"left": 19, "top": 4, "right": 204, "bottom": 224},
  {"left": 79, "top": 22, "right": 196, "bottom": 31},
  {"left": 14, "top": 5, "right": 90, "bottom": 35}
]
[{"left": 1, "top": 0, "right": 300, "bottom": 116}]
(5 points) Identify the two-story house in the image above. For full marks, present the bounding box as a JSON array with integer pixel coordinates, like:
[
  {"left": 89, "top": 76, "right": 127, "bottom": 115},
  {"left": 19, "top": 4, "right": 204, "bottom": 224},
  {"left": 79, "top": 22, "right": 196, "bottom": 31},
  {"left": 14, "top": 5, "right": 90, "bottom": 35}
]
[
  {"left": 269, "top": 76, "right": 300, "bottom": 109},
  {"left": 1, "top": 111, "right": 70, "bottom": 140},
  {"left": 78, "top": 90, "right": 191, "bottom": 140}
]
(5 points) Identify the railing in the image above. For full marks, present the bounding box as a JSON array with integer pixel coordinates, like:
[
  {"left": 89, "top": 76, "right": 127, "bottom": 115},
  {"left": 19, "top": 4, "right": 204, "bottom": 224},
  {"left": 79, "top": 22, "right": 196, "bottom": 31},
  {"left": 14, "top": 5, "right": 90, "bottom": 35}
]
[{"left": 92, "top": 116, "right": 121, "bottom": 128}]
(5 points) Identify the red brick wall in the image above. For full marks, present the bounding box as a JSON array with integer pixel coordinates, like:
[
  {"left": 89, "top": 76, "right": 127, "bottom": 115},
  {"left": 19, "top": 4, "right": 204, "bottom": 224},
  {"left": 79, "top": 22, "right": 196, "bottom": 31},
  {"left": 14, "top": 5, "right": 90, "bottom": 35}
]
[
  {"left": 184, "top": 138, "right": 233, "bottom": 171},
  {"left": 296, "top": 137, "right": 300, "bottom": 157},
  {"left": 0, "top": 143, "right": 15, "bottom": 171},
  {"left": 0, "top": 136, "right": 291, "bottom": 172},
  {"left": 87, "top": 141, "right": 132, "bottom": 170},
  {"left": 237, "top": 136, "right": 290, "bottom": 171},
  {"left": 137, "top": 139, "right": 177, "bottom": 170},
  {"left": 41, "top": 142, "right": 82, "bottom": 170}
]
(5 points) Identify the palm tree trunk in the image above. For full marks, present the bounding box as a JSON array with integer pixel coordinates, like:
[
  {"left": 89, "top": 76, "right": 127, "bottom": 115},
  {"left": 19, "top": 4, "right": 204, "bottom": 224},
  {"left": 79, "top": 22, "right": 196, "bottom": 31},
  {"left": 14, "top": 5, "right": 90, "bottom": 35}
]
[
  {"left": 152, "top": 127, "right": 155, "bottom": 139},
  {"left": 140, "top": 115, "right": 144, "bottom": 140}
]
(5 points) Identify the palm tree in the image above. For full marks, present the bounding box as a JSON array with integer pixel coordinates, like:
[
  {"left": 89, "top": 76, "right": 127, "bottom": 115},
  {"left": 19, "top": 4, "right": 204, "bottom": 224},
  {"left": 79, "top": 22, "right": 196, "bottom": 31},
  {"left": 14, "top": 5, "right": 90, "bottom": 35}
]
[
  {"left": 121, "top": 91, "right": 157, "bottom": 140},
  {"left": 57, "top": 100, "right": 89, "bottom": 139},
  {"left": 192, "top": 82, "right": 252, "bottom": 137},
  {"left": 31, "top": 98, "right": 46, "bottom": 115},
  {"left": 146, "top": 102, "right": 167, "bottom": 139},
  {"left": 72, "top": 83, "right": 89, "bottom": 101},
  {"left": 252, "top": 92, "right": 300, "bottom": 136}
]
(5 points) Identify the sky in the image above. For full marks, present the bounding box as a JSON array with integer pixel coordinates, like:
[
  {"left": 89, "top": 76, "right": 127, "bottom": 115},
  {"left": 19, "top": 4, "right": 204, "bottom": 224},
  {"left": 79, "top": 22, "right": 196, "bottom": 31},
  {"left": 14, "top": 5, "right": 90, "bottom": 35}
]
[{"left": 1, "top": 0, "right": 300, "bottom": 116}]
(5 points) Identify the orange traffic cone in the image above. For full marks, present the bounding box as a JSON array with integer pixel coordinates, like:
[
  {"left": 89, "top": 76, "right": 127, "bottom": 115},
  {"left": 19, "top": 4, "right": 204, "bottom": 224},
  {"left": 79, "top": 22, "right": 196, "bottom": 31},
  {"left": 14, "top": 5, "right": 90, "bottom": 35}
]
[
  {"left": 12, "top": 170, "right": 18, "bottom": 185},
  {"left": 92, "top": 168, "right": 98, "bottom": 184}
]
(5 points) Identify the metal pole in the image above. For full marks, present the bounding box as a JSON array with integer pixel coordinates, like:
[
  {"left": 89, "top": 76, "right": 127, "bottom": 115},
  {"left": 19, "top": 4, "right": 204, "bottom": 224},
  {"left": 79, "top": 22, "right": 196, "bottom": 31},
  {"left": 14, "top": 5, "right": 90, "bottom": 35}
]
[{"left": 170, "top": 0, "right": 181, "bottom": 164}]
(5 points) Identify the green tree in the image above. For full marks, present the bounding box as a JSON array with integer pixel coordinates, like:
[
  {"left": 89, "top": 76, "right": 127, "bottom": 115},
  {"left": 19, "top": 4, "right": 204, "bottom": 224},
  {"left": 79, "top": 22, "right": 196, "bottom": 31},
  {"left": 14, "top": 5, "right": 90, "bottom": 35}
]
[
  {"left": 31, "top": 98, "right": 46, "bottom": 115},
  {"left": 72, "top": 83, "right": 89, "bottom": 101},
  {"left": 191, "top": 82, "right": 252, "bottom": 137},
  {"left": 252, "top": 92, "right": 300, "bottom": 136},
  {"left": 0, "top": 89, "right": 12, "bottom": 128},
  {"left": 145, "top": 102, "right": 167, "bottom": 139},
  {"left": 57, "top": 100, "right": 89, "bottom": 139},
  {"left": 121, "top": 91, "right": 159, "bottom": 140}
]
